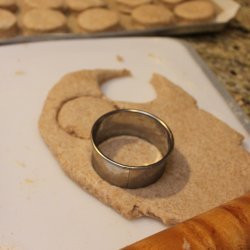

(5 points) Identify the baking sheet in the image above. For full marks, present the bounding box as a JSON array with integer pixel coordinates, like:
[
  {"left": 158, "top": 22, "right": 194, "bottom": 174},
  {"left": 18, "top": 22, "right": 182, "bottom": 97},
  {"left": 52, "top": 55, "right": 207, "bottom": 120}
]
[
  {"left": 0, "top": 0, "right": 240, "bottom": 46},
  {"left": 0, "top": 37, "right": 249, "bottom": 250}
]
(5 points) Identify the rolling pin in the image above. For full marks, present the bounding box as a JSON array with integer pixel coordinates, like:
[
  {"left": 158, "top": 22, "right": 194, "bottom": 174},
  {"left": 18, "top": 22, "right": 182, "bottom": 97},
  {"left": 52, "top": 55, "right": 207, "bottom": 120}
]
[{"left": 122, "top": 193, "right": 250, "bottom": 250}]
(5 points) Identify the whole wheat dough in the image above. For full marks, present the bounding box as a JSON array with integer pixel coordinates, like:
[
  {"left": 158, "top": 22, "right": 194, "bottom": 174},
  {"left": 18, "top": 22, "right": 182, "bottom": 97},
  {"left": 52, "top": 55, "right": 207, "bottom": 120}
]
[{"left": 39, "top": 69, "right": 250, "bottom": 225}]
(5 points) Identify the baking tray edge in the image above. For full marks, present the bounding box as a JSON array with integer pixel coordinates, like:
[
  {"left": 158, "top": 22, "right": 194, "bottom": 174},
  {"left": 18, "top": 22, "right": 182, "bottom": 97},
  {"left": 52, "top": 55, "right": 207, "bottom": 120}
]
[{"left": 0, "top": 23, "right": 226, "bottom": 46}]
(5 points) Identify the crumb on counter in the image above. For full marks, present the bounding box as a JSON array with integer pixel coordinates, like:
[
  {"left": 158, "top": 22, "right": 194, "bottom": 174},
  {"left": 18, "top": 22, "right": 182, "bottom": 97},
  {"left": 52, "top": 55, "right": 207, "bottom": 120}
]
[
  {"left": 15, "top": 70, "right": 26, "bottom": 76},
  {"left": 15, "top": 161, "right": 26, "bottom": 167},
  {"left": 148, "top": 53, "right": 164, "bottom": 64},
  {"left": 24, "top": 178, "right": 34, "bottom": 184},
  {"left": 116, "top": 54, "right": 124, "bottom": 62}
]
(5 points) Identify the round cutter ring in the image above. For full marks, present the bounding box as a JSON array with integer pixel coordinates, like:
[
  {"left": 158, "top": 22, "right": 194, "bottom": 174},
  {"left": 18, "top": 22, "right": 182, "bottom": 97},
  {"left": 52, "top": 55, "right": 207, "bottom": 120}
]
[{"left": 91, "top": 109, "right": 174, "bottom": 189}]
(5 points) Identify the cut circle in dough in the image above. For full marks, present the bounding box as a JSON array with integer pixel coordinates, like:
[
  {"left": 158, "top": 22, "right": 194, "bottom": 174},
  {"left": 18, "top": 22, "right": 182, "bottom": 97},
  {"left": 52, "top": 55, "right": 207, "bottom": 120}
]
[
  {"left": 99, "top": 135, "right": 162, "bottom": 166},
  {"left": 58, "top": 96, "right": 116, "bottom": 139},
  {"left": 174, "top": 1, "right": 216, "bottom": 21},
  {"left": 77, "top": 8, "right": 119, "bottom": 32}
]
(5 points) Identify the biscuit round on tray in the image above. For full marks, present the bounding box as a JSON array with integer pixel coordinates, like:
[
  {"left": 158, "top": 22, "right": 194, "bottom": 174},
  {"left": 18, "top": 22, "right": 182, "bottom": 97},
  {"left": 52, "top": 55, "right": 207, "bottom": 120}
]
[
  {"left": 18, "top": 0, "right": 64, "bottom": 11},
  {"left": 0, "top": 8, "right": 17, "bottom": 38},
  {"left": 115, "top": 0, "right": 152, "bottom": 14},
  {"left": 65, "top": 0, "right": 106, "bottom": 12},
  {"left": 67, "top": 13, "right": 83, "bottom": 33},
  {"left": 160, "top": 0, "right": 184, "bottom": 9},
  {"left": 0, "top": 0, "right": 16, "bottom": 11},
  {"left": 132, "top": 4, "right": 174, "bottom": 27},
  {"left": 161, "top": 0, "right": 184, "bottom": 3},
  {"left": 20, "top": 8, "right": 66, "bottom": 35},
  {"left": 119, "top": 13, "right": 145, "bottom": 31},
  {"left": 77, "top": 8, "right": 119, "bottom": 33},
  {"left": 174, "top": 0, "right": 216, "bottom": 22}
]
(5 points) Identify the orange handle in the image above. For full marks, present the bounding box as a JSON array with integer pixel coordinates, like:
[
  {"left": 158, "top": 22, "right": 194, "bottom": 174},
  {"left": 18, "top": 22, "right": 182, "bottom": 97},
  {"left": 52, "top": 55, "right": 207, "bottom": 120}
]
[{"left": 122, "top": 193, "right": 250, "bottom": 250}]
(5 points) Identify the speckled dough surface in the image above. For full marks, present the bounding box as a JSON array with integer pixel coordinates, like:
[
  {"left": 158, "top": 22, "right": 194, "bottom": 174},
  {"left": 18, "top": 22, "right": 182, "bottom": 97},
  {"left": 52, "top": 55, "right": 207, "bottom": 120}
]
[{"left": 39, "top": 69, "right": 250, "bottom": 225}]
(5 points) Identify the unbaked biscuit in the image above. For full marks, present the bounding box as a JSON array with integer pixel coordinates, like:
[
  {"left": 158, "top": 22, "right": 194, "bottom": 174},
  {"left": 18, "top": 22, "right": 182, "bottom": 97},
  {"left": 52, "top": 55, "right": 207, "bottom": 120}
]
[
  {"left": 77, "top": 8, "right": 120, "bottom": 33},
  {"left": 0, "top": 8, "right": 17, "bottom": 38},
  {"left": 20, "top": 8, "right": 66, "bottom": 35},
  {"left": 132, "top": 4, "right": 174, "bottom": 27},
  {"left": 0, "top": 0, "right": 17, "bottom": 11},
  {"left": 120, "top": 13, "right": 145, "bottom": 31},
  {"left": 162, "top": 0, "right": 184, "bottom": 3},
  {"left": 115, "top": 0, "right": 152, "bottom": 14},
  {"left": 117, "top": 0, "right": 152, "bottom": 7},
  {"left": 65, "top": 0, "right": 106, "bottom": 12},
  {"left": 67, "top": 13, "right": 84, "bottom": 33},
  {"left": 18, "top": 0, "right": 64, "bottom": 11},
  {"left": 159, "top": 0, "right": 184, "bottom": 9},
  {"left": 174, "top": 0, "right": 216, "bottom": 22},
  {"left": 39, "top": 69, "right": 250, "bottom": 225}
]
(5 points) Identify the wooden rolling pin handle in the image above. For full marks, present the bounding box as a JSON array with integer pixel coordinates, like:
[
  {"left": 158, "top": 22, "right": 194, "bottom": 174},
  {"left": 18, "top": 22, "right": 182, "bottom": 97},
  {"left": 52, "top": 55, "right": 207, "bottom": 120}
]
[{"left": 122, "top": 193, "right": 250, "bottom": 250}]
